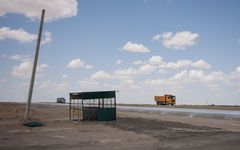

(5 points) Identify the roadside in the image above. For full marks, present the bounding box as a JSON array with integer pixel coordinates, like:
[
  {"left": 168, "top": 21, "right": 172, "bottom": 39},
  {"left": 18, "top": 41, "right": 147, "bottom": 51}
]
[{"left": 0, "top": 102, "right": 240, "bottom": 150}]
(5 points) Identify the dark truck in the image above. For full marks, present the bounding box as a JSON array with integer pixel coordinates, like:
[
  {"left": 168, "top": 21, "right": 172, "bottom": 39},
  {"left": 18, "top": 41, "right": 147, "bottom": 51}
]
[{"left": 57, "top": 97, "right": 66, "bottom": 103}]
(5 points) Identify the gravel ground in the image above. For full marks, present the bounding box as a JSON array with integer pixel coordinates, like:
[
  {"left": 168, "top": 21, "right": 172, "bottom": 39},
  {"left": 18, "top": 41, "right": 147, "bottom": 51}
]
[{"left": 0, "top": 102, "right": 240, "bottom": 150}]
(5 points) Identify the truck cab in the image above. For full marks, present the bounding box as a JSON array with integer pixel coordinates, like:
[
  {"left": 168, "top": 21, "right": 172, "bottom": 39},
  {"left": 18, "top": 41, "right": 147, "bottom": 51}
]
[{"left": 165, "top": 95, "right": 176, "bottom": 105}]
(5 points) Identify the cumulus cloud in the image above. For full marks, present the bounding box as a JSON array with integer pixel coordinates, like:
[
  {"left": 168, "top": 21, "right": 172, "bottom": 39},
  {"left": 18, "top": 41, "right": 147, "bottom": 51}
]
[
  {"left": 0, "top": 27, "right": 52, "bottom": 44},
  {"left": 61, "top": 74, "right": 68, "bottom": 80},
  {"left": 153, "top": 31, "right": 199, "bottom": 50},
  {"left": 113, "top": 68, "right": 137, "bottom": 80},
  {"left": 11, "top": 60, "right": 49, "bottom": 78},
  {"left": 113, "top": 65, "right": 157, "bottom": 80},
  {"left": 77, "top": 79, "right": 100, "bottom": 90},
  {"left": 90, "top": 71, "right": 111, "bottom": 80},
  {"left": 191, "top": 59, "right": 211, "bottom": 69},
  {"left": 170, "top": 70, "right": 224, "bottom": 82},
  {"left": 171, "top": 70, "right": 189, "bottom": 80},
  {"left": 38, "top": 80, "right": 51, "bottom": 89},
  {"left": 85, "top": 64, "right": 93, "bottom": 69},
  {"left": 116, "top": 59, "right": 123, "bottom": 65},
  {"left": 149, "top": 56, "right": 165, "bottom": 66},
  {"left": 166, "top": 59, "right": 192, "bottom": 69},
  {"left": 37, "top": 80, "right": 68, "bottom": 92},
  {"left": 138, "top": 64, "right": 156, "bottom": 74},
  {"left": 12, "top": 61, "right": 32, "bottom": 77},
  {"left": 143, "top": 79, "right": 166, "bottom": 87},
  {"left": 0, "top": 27, "right": 36, "bottom": 43},
  {"left": 122, "top": 41, "right": 150, "bottom": 53},
  {"left": 236, "top": 66, "right": 240, "bottom": 73},
  {"left": 9, "top": 54, "right": 25, "bottom": 60},
  {"left": 132, "top": 60, "right": 144, "bottom": 65},
  {"left": 231, "top": 66, "right": 240, "bottom": 80},
  {"left": 146, "top": 55, "right": 210, "bottom": 70},
  {"left": 41, "top": 31, "right": 52, "bottom": 45},
  {"left": 114, "top": 56, "right": 211, "bottom": 80},
  {"left": 0, "top": 0, "right": 78, "bottom": 22},
  {"left": 67, "top": 58, "right": 92, "bottom": 69}
]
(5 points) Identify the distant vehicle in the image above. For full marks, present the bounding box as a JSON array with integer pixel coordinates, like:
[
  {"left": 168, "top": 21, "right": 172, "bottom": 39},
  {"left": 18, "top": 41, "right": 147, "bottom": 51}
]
[
  {"left": 57, "top": 97, "right": 66, "bottom": 103},
  {"left": 154, "top": 95, "right": 176, "bottom": 105}
]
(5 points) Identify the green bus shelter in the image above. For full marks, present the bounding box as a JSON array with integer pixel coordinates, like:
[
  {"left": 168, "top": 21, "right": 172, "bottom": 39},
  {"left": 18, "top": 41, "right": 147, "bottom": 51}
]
[{"left": 69, "top": 91, "right": 116, "bottom": 121}]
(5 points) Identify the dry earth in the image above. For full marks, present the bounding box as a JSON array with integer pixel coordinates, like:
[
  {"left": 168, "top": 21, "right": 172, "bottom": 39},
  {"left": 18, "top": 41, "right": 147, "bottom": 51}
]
[{"left": 0, "top": 102, "right": 240, "bottom": 150}]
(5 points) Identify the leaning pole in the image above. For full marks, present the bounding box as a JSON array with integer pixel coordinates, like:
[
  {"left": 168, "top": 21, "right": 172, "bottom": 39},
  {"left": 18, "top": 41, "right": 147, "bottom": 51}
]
[{"left": 24, "top": 9, "right": 45, "bottom": 120}]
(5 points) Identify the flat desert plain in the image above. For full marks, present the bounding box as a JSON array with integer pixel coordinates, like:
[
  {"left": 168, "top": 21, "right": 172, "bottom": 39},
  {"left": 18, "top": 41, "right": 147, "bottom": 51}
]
[{"left": 0, "top": 102, "right": 240, "bottom": 150}]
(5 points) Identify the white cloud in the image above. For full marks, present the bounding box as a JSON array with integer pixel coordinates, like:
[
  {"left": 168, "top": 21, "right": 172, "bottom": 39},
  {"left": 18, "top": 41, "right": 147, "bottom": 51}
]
[
  {"left": 12, "top": 61, "right": 32, "bottom": 77},
  {"left": 122, "top": 41, "right": 150, "bottom": 53},
  {"left": 113, "top": 68, "right": 137, "bottom": 80},
  {"left": 132, "top": 60, "right": 143, "bottom": 65},
  {"left": 143, "top": 79, "right": 166, "bottom": 88},
  {"left": 138, "top": 64, "right": 156, "bottom": 74},
  {"left": 85, "top": 64, "right": 93, "bottom": 69},
  {"left": 166, "top": 59, "right": 192, "bottom": 69},
  {"left": 147, "top": 55, "right": 210, "bottom": 70},
  {"left": 153, "top": 31, "right": 199, "bottom": 50},
  {"left": 77, "top": 79, "right": 99, "bottom": 90},
  {"left": 158, "top": 69, "right": 168, "bottom": 74},
  {"left": 11, "top": 60, "right": 49, "bottom": 78},
  {"left": 191, "top": 59, "right": 211, "bottom": 69},
  {"left": 8, "top": 54, "right": 31, "bottom": 62},
  {"left": 149, "top": 56, "right": 165, "bottom": 66},
  {"left": 170, "top": 70, "right": 224, "bottom": 82},
  {"left": 171, "top": 70, "right": 189, "bottom": 80},
  {"left": 9, "top": 54, "right": 23, "bottom": 60},
  {"left": 37, "top": 80, "right": 68, "bottom": 92},
  {"left": 205, "top": 71, "right": 224, "bottom": 82},
  {"left": 90, "top": 71, "right": 111, "bottom": 80},
  {"left": 41, "top": 31, "right": 52, "bottom": 45},
  {"left": 231, "top": 66, "right": 240, "bottom": 80},
  {"left": 38, "top": 64, "right": 49, "bottom": 72},
  {"left": 152, "top": 34, "right": 161, "bottom": 41},
  {"left": 188, "top": 70, "right": 205, "bottom": 79},
  {"left": 0, "top": 0, "right": 78, "bottom": 22},
  {"left": 113, "top": 56, "right": 211, "bottom": 81},
  {"left": 0, "top": 27, "right": 36, "bottom": 43},
  {"left": 0, "top": 27, "right": 52, "bottom": 44},
  {"left": 236, "top": 66, "right": 240, "bottom": 73},
  {"left": 67, "top": 58, "right": 92, "bottom": 69},
  {"left": 61, "top": 74, "right": 68, "bottom": 80},
  {"left": 38, "top": 80, "right": 51, "bottom": 89},
  {"left": 116, "top": 59, "right": 123, "bottom": 65}
]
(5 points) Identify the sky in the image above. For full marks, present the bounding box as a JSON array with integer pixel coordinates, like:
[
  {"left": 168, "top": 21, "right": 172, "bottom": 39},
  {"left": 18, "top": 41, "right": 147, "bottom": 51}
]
[{"left": 0, "top": 0, "right": 240, "bottom": 105}]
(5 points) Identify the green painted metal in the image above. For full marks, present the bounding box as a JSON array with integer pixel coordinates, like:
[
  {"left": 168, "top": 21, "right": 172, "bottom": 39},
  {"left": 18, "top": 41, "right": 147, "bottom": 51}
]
[
  {"left": 70, "top": 91, "right": 115, "bottom": 100},
  {"left": 69, "top": 91, "right": 116, "bottom": 121},
  {"left": 23, "top": 121, "right": 45, "bottom": 127},
  {"left": 97, "top": 108, "right": 116, "bottom": 121}
]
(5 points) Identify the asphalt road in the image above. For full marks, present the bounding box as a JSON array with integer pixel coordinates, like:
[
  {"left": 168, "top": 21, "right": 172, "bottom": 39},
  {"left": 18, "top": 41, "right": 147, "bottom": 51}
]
[
  {"left": 36, "top": 102, "right": 240, "bottom": 118},
  {"left": 118, "top": 106, "right": 240, "bottom": 118}
]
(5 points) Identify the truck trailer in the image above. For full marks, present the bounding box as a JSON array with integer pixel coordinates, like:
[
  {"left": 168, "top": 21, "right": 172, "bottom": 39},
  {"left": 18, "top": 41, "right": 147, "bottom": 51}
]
[{"left": 154, "top": 95, "right": 176, "bottom": 105}]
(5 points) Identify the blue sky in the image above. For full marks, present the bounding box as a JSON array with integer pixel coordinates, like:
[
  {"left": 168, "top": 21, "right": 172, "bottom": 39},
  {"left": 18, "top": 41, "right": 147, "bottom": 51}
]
[{"left": 0, "top": 0, "right": 240, "bottom": 105}]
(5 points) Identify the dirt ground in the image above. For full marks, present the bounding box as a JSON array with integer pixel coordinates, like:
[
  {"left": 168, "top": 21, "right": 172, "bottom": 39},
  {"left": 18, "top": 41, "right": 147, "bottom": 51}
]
[{"left": 0, "top": 103, "right": 240, "bottom": 150}]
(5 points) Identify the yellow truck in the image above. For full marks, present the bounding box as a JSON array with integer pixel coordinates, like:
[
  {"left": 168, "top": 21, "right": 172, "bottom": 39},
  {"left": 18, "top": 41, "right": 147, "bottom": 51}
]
[{"left": 154, "top": 95, "right": 176, "bottom": 105}]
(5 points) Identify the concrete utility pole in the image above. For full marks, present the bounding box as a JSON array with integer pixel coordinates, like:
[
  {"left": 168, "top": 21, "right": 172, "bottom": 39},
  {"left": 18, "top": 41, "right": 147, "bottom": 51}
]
[{"left": 24, "top": 9, "right": 45, "bottom": 120}]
